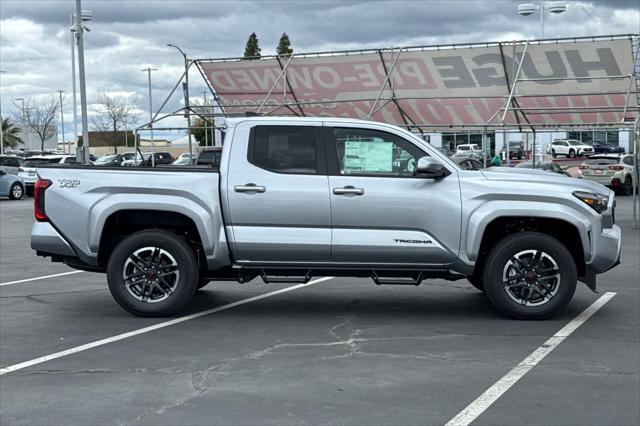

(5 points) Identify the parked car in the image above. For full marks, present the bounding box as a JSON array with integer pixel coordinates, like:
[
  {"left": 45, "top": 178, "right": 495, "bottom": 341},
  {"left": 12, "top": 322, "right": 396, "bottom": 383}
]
[
  {"left": 18, "top": 155, "right": 69, "bottom": 195},
  {"left": 0, "top": 155, "right": 24, "bottom": 175},
  {"left": 171, "top": 156, "right": 195, "bottom": 166},
  {"left": 450, "top": 152, "right": 491, "bottom": 166},
  {"left": 501, "top": 141, "right": 524, "bottom": 160},
  {"left": 588, "top": 142, "right": 625, "bottom": 154},
  {"left": 0, "top": 169, "right": 25, "bottom": 200},
  {"left": 547, "top": 139, "right": 594, "bottom": 158},
  {"left": 94, "top": 154, "right": 124, "bottom": 166},
  {"left": 453, "top": 156, "right": 484, "bottom": 170},
  {"left": 577, "top": 154, "right": 637, "bottom": 195},
  {"left": 195, "top": 147, "right": 223, "bottom": 167},
  {"left": 31, "top": 117, "right": 620, "bottom": 320},
  {"left": 145, "top": 152, "right": 174, "bottom": 166},
  {"left": 515, "top": 161, "right": 570, "bottom": 176},
  {"left": 455, "top": 144, "right": 483, "bottom": 156}
]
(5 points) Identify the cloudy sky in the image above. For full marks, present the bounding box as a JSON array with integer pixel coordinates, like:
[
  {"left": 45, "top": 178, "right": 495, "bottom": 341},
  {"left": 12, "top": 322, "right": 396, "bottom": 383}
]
[{"left": 1, "top": 0, "right": 639, "bottom": 141}]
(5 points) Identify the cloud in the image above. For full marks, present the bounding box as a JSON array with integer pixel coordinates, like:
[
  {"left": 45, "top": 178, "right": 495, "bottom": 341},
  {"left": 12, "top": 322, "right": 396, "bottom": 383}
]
[{"left": 0, "top": 0, "right": 638, "bottom": 141}]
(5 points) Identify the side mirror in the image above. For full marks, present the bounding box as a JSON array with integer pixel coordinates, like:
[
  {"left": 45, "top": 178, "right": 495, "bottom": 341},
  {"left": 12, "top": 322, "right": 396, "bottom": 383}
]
[
  {"left": 415, "top": 156, "right": 450, "bottom": 180},
  {"left": 0, "top": 169, "right": 6, "bottom": 176}
]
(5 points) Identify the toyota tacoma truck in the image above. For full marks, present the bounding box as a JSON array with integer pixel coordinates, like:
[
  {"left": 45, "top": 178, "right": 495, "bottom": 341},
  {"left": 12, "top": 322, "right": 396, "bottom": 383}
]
[{"left": 31, "top": 117, "right": 621, "bottom": 319}]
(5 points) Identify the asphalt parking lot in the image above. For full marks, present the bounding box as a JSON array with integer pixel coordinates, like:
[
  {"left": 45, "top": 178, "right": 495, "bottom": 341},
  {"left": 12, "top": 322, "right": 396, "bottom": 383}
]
[{"left": 1, "top": 196, "right": 638, "bottom": 426}]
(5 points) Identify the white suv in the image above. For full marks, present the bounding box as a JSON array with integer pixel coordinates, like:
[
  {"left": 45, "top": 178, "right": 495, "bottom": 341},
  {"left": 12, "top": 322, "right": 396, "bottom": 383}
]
[
  {"left": 577, "top": 154, "right": 637, "bottom": 195},
  {"left": 456, "top": 144, "right": 483, "bottom": 155},
  {"left": 548, "top": 139, "right": 594, "bottom": 158},
  {"left": 18, "top": 155, "right": 78, "bottom": 195}
]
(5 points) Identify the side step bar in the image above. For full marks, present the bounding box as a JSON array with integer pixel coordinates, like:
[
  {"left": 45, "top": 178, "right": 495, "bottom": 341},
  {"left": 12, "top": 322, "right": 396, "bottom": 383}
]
[
  {"left": 371, "top": 271, "right": 423, "bottom": 286},
  {"left": 259, "top": 269, "right": 313, "bottom": 284}
]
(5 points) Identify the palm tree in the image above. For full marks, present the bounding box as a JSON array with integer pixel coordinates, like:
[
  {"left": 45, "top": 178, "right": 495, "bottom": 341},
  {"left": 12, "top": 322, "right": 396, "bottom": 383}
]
[{"left": 1, "top": 117, "right": 24, "bottom": 149}]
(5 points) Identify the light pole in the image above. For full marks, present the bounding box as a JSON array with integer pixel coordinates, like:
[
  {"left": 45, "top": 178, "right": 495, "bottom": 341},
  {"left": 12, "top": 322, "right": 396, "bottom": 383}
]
[
  {"left": 14, "top": 97, "right": 30, "bottom": 150},
  {"left": 0, "top": 70, "right": 5, "bottom": 154},
  {"left": 167, "top": 43, "right": 192, "bottom": 159},
  {"left": 57, "top": 90, "right": 66, "bottom": 153},
  {"left": 202, "top": 91, "right": 209, "bottom": 147},
  {"left": 70, "top": 9, "right": 92, "bottom": 158},
  {"left": 518, "top": 1, "right": 566, "bottom": 39},
  {"left": 141, "top": 68, "right": 158, "bottom": 166},
  {"left": 73, "top": 0, "right": 92, "bottom": 163}
]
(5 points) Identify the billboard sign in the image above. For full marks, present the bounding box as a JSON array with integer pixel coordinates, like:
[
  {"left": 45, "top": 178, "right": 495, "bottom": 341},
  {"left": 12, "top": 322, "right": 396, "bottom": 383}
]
[{"left": 199, "top": 37, "right": 638, "bottom": 128}]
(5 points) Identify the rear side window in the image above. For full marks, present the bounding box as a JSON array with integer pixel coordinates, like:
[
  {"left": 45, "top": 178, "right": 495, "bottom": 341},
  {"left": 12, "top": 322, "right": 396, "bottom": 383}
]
[
  {"left": 249, "top": 126, "right": 319, "bottom": 174},
  {"left": 623, "top": 156, "right": 633, "bottom": 166}
]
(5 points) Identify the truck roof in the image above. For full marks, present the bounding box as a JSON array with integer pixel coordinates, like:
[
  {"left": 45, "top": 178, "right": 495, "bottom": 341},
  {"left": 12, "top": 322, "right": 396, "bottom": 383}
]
[{"left": 223, "top": 116, "right": 395, "bottom": 128}]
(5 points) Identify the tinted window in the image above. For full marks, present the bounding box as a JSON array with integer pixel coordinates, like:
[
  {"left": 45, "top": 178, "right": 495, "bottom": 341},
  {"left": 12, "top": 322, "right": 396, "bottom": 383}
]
[
  {"left": 22, "top": 158, "right": 61, "bottom": 167},
  {"left": 250, "top": 126, "right": 318, "bottom": 174},
  {"left": 333, "top": 128, "right": 425, "bottom": 177},
  {"left": 585, "top": 158, "right": 618, "bottom": 166},
  {"left": 198, "top": 151, "right": 222, "bottom": 165},
  {"left": 623, "top": 156, "right": 634, "bottom": 166}
]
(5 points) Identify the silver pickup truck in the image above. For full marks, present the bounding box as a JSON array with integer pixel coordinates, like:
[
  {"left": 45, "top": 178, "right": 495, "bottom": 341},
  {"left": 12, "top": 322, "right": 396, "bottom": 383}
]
[{"left": 31, "top": 117, "right": 621, "bottom": 319}]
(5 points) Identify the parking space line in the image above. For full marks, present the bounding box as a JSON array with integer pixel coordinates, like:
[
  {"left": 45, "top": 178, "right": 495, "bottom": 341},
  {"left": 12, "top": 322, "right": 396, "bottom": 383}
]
[
  {"left": 444, "top": 292, "right": 616, "bottom": 426},
  {"left": 0, "top": 276, "right": 334, "bottom": 376},
  {"left": 0, "top": 271, "right": 84, "bottom": 287}
]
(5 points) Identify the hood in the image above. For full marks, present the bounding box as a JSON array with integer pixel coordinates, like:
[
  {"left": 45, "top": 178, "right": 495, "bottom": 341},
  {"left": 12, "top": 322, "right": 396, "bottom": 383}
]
[{"left": 480, "top": 167, "right": 610, "bottom": 195}]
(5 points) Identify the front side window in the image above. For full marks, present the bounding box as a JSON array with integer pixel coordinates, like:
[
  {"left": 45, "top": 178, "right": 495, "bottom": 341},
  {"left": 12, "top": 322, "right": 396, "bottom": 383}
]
[
  {"left": 250, "top": 126, "right": 318, "bottom": 174},
  {"left": 333, "top": 128, "right": 425, "bottom": 177}
]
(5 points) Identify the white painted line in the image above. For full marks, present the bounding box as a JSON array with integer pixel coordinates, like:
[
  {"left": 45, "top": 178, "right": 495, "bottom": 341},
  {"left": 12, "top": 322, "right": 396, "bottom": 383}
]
[
  {"left": 445, "top": 291, "right": 616, "bottom": 426},
  {"left": 0, "top": 276, "right": 334, "bottom": 376},
  {"left": 0, "top": 271, "right": 84, "bottom": 287}
]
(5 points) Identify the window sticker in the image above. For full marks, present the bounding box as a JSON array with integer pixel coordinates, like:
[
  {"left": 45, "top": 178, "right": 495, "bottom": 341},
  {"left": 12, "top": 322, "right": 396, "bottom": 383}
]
[{"left": 343, "top": 141, "right": 393, "bottom": 173}]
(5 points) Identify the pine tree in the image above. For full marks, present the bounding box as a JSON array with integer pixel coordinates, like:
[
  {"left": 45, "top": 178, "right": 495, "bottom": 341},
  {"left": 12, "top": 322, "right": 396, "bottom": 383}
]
[
  {"left": 276, "top": 33, "right": 293, "bottom": 57},
  {"left": 243, "top": 32, "right": 261, "bottom": 59}
]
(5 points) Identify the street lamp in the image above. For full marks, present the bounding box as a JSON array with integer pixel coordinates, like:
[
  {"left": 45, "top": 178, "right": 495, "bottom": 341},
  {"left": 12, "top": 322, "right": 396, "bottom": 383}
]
[
  {"left": 518, "top": 1, "right": 566, "bottom": 39},
  {"left": 57, "top": 90, "right": 66, "bottom": 153},
  {"left": 70, "top": 9, "right": 92, "bottom": 158},
  {"left": 73, "top": 0, "right": 92, "bottom": 164},
  {"left": 0, "top": 70, "right": 5, "bottom": 154},
  {"left": 167, "top": 43, "right": 193, "bottom": 159},
  {"left": 141, "top": 67, "right": 158, "bottom": 166}
]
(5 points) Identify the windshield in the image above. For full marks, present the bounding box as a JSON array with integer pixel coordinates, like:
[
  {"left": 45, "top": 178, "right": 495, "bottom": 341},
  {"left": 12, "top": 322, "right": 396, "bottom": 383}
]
[
  {"left": 458, "top": 146, "right": 469, "bottom": 151},
  {"left": 585, "top": 158, "right": 619, "bottom": 165},
  {"left": 95, "top": 155, "right": 118, "bottom": 164},
  {"left": 22, "top": 158, "right": 61, "bottom": 167},
  {"left": 567, "top": 140, "right": 582, "bottom": 146}
]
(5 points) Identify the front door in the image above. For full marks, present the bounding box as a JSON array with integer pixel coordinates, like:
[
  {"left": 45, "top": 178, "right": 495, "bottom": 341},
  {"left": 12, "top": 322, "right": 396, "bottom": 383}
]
[
  {"left": 226, "top": 122, "right": 331, "bottom": 264},
  {"left": 326, "top": 124, "right": 462, "bottom": 266}
]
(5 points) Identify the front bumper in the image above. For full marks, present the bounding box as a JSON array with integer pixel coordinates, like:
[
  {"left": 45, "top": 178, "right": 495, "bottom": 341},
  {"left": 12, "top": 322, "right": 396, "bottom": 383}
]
[{"left": 31, "top": 222, "right": 76, "bottom": 257}]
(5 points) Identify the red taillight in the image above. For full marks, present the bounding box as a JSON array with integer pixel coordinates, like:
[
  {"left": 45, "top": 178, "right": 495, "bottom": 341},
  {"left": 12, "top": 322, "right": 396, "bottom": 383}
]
[
  {"left": 578, "top": 165, "right": 588, "bottom": 169},
  {"left": 608, "top": 165, "right": 624, "bottom": 171},
  {"left": 34, "top": 179, "right": 52, "bottom": 222}
]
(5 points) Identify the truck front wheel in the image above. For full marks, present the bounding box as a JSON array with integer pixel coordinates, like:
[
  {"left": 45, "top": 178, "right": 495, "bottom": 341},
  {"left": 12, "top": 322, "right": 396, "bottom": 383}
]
[
  {"left": 482, "top": 232, "right": 576, "bottom": 320},
  {"left": 107, "top": 230, "right": 199, "bottom": 317}
]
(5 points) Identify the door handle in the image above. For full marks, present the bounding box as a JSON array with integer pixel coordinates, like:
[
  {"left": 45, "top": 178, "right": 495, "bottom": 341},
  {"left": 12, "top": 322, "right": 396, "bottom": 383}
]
[
  {"left": 333, "top": 186, "right": 364, "bottom": 196},
  {"left": 234, "top": 183, "right": 266, "bottom": 193}
]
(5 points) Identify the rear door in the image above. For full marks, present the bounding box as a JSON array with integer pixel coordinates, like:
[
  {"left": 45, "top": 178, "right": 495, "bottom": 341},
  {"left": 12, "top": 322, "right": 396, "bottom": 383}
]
[
  {"left": 325, "top": 123, "right": 462, "bottom": 266},
  {"left": 225, "top": 122, "right": 331, "bottom": 263}
]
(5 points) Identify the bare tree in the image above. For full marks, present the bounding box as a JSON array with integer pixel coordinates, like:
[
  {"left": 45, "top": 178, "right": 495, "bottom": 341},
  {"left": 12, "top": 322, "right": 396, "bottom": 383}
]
[
  {"left": 92, "top": 93, "right": 138, "bottom": 153},
  {"left": 14, "top": 96, "right": 59, "bottom": 151}
]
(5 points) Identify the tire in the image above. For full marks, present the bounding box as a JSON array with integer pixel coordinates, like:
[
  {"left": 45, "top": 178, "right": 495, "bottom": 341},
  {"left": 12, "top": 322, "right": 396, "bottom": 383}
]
[
  {"left": 107, "top": 229, "right": 199, "bottom": 317},
  {"left": 482, "top": 232, "right": 577, "bottom": 320},
  {"left": 622, "top": 176, "right": 633, "bottom": 196},
  {"left": 8, "top": 183, "right": 23, "bottom": 200},
  {"left": 468, "top": 276, "right": 485, "bottom": 292},
  {"left": 568, "top": 149, "right": 576, "bottom": 158}
]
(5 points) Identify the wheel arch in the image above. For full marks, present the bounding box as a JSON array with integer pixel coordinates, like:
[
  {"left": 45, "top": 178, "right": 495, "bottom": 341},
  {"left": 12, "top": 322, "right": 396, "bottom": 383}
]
[{"left": 471, "top": 215, "right": 587, "bottom": 279}]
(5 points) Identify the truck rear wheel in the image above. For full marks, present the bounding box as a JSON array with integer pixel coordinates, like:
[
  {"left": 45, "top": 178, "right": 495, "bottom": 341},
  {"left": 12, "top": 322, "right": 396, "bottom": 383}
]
[
  {"left": 482, "top": 232, "right": 576, "bottom": 320},
  {"left": 107, "top": 230, "right": 199, "bottom": 317}
]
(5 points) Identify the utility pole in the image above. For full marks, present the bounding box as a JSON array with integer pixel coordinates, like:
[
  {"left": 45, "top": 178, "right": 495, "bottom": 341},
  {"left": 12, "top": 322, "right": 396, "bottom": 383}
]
[
  {"left": 70, "top": 14, "right": 78, "bottom": 155},
  {"left": 202, "top": 91, "right": 209, "bottom": 146},
  {"left": 75, "top": 0, "right": 90, "bottom": 163},
  {"left": 57, "top": 90, "right": 65, "bottom": 153},
  {"left": 141, "top": 67, "right": 158, "bottom": 166},
  {"left": 0, "top": 70, "right": 5, "bottom": 154}
]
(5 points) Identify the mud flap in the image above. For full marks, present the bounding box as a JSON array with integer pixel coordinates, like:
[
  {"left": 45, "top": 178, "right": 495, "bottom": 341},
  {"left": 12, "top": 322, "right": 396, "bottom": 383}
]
[{"left": 578, "top": 270, "right": 598, "bottom": 293}]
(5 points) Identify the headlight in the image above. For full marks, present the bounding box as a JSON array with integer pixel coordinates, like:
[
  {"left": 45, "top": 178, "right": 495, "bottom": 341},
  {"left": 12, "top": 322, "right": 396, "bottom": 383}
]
[{"left": 573, "top": 190, "right": 609, "bottom": 214}]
